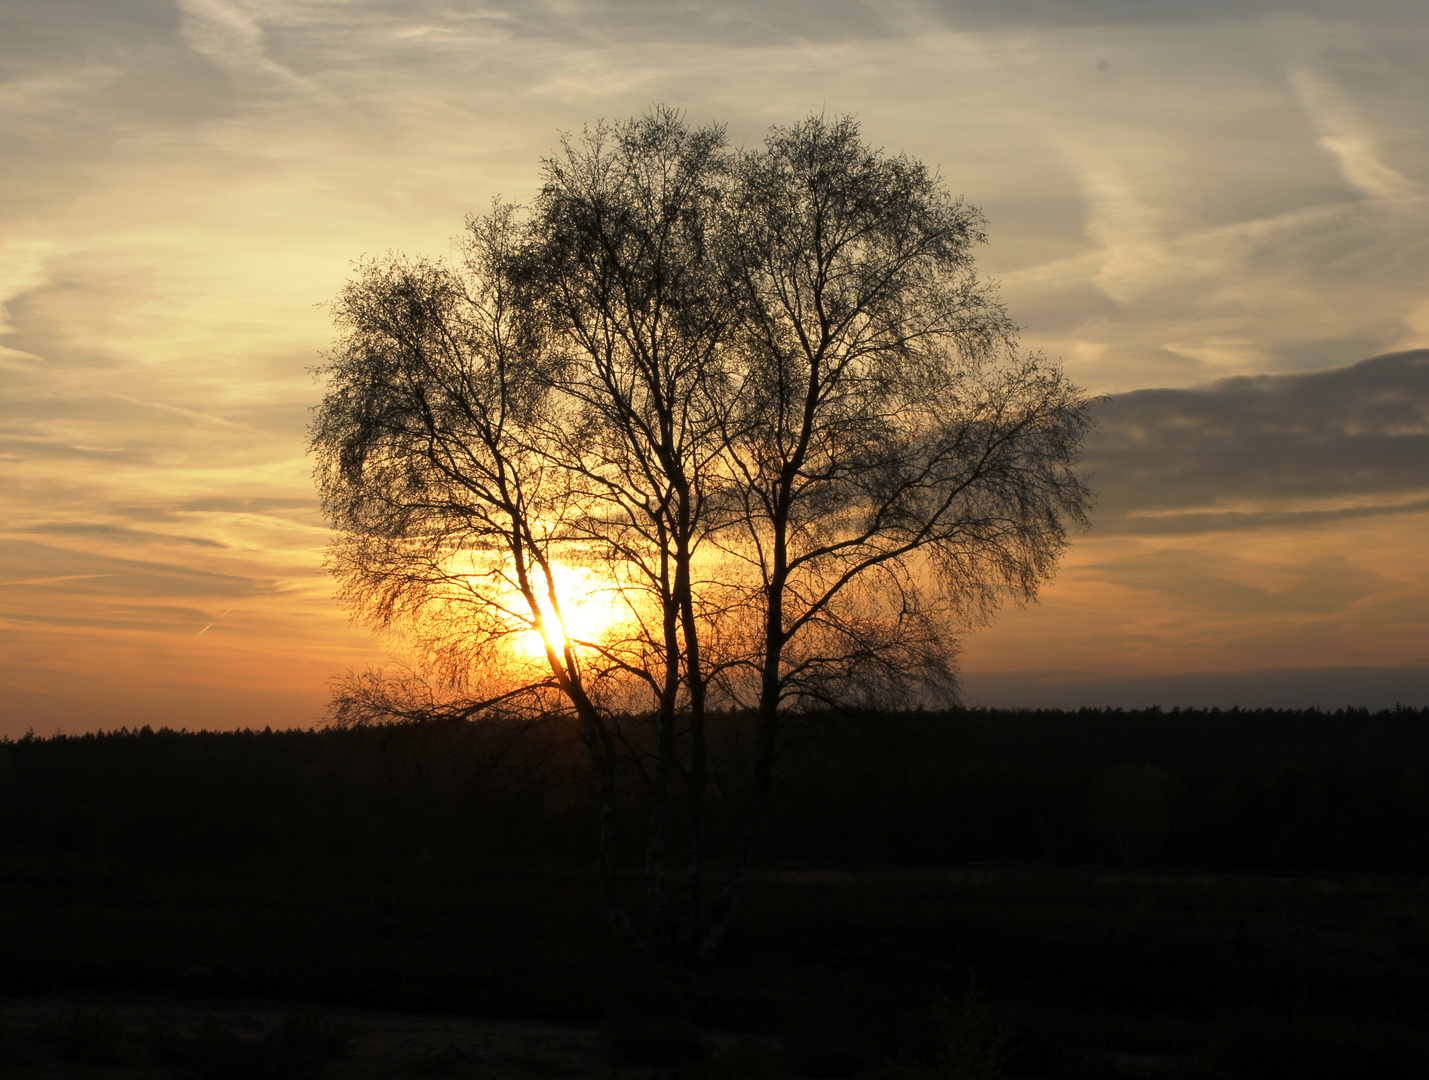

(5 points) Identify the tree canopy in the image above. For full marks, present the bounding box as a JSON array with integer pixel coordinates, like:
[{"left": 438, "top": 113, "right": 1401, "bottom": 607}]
[{"left": 310, "top": 107, "right": 1093, "bottom": 958}]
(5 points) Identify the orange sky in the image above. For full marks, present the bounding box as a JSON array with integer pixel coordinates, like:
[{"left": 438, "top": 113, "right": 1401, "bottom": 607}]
[{"left": 2, "top": 0, "right": 1427, "bottom": 735}]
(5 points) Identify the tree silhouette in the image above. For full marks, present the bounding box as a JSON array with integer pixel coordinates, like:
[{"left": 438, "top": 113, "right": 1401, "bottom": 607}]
[{"left": 310, "top": 107, "right": 1093, "bottom": 959}]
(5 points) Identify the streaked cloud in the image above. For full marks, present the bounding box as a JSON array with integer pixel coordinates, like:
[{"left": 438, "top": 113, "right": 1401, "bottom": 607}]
[
  {"left": 1291, "top": 68, "right": 1424, "bottom": 203},
  {"left": 0, "top": 540, "right": 270, "bottom": 600},
  {"left": 962, "top": 351, "right": 1429, "bottom": 692},
  {"left": 1089, "top": 350, "right": 1429, "bottom": 531},
  {"left": 26, "top": 523, "right": 229, "bottom": 548}
]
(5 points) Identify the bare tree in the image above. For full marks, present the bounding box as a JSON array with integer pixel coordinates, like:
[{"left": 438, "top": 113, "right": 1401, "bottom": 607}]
[
  {"left": 521, "top": 108, "right": 742, "bottom": 953},
  {"left": 313, "top": 112, "right": 741, "bottom": 953},
  {"left": 310, "top": 109, "right": 1093, "bottom": 962},
  {"left": 685, "top": 116, "right": 1094, "bottom": 954},
  {"left": 310, "top": 208, "right": 646, "bottom": 941}
]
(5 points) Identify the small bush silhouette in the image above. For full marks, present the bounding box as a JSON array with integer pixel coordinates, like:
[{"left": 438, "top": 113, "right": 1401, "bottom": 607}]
[
  {"left": 405, "top": 1043, "right": 467, "bottom": 1074},
  {"left": 682, "top": 1038, "right": 787, "bottom": 1079},
  {"left": 1094, "top": 764, "right": 1185, "bottom": 868},
  {"left": 783, "top": 1009, "right": 873, "bottom": 1078},
  {"left": 920, "top": 984, "right": 1014, "bottom": 1080},
  {"left": 146, "top": 1012, "right": 356, "bottom": 1080},
  {"left": 36, "top": 1008, "right": 131, "bottom": 1065},
  {"left": 604, "top": 1020, "right": 706, "bottom": 1067},
  {"left": 0, "top": 1015, "right": 33, "bottom": 1068}
]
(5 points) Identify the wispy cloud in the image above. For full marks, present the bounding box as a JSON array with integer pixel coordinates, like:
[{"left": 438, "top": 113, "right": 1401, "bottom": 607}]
[
  {"left": 26, "top": 522, "right": 228, "bottom": 547},
  {"left": 97, "top": 391, "right": 255, "bottom": 431},
  {"left": 0, "top": 573, "right": 114, "bottom": 587},
  {"left": 175, "top": 0, "right": 304, "bottom": 85},
  {"left": 0, "top": 68, "right": 122, "bottom": 114},
  {"left": 1290, "top": 68, "right": 1425, "bottom": 203}
]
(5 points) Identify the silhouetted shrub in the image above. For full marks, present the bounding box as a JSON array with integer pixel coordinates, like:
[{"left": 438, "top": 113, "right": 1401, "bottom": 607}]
[
  {"left": 890, "top": 984, "right": 1015, "bottom": 1080},
  {"left": 145, "top": 1012, "right": 356, "bottom": 1080},
  {"left": 35, "top": 1008, "right": 131, "bottom": 1065},
  {"left": 783, "top": 1001, "right": 876, "bottom": 1079},
  {"left": 604, "top": 1020, "right": 706, "bottom": 1066},
  {"left": 1093, "top": 764, "right": 1186, "bottom": 868},
  {"left": 683, "top": 1039, "right": 786, "bottom": 1080},
  {"left": 0, "top": 1015, "right": 32, "bottom": 1068}
]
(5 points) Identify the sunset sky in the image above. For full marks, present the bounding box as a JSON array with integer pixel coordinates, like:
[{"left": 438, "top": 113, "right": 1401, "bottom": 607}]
[{"left": 2, "top": 0, "right": 1426, "bottom": 735}]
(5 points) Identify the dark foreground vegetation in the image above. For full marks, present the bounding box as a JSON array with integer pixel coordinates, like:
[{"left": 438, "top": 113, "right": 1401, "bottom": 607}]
[{"left": 2, "top": 706, "right": 1427, "bottom": 1078}]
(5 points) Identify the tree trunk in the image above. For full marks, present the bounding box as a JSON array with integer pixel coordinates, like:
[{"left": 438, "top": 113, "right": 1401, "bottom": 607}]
[
  {"left": 587, "top": 718, "right": 643, "bottom": 951},
  {"left": 699, "top": 555, "right": 786, "bottom": 960},
  {"left": 676, "top": 525, "right": 708, "bottom": 959},
  {"left": 698, "top": 693, "right": 778, "bottom": 960}
]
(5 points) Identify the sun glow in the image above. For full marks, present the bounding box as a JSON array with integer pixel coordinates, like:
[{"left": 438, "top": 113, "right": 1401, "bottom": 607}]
[{"left": 516, "top": 562, "right": 623, "bottom": 660}]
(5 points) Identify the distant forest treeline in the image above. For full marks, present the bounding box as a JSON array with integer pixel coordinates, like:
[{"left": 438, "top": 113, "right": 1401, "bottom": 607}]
[{"left": 2, "top": 707, "right": 1427, "bottom": 873}]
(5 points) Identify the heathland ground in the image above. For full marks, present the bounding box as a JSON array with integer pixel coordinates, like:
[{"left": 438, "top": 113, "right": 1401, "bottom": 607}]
[{"left": 1, "top": 707, "right": 1426, "bottom": 1078}]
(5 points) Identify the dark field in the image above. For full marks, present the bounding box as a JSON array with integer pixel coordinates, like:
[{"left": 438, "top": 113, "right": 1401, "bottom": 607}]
[{"left": 1, "top": 708, "right": 1427, "bottom": 1078}]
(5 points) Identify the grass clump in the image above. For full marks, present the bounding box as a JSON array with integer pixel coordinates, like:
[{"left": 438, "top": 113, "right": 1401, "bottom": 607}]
[
  {"left": 682, "top": 1038, "right": 787, "bottom": 1079},
  {"left": 35, "top": 1008, "right": 132, "bottom": 1065},
  {"left": 878, "top": 983, "right": 1015, "bottom": 1080},
  {"left": 146, "top": 1011, "right": 357, "bottom": 1080},
  {"left": 604, "top": 1019, "right": 707, "bottom": 1067}
]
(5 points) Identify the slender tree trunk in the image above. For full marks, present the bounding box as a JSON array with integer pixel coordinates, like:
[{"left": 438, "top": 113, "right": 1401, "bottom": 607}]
[
  {"left": 646, "top": 531, "right": 684, "bottom": 953},
  {"left": 700, "top": 529, "right": 787, "bottom": 960},
  {"left": 699, "top": 670, "right": 780, "bottom": 960},
  {"left": 676, "top": 527, "right": 708, "bottom": 959},
  {"left": 591, "top": 726, "right": 643, "bottom": 949},
  {"left": 699, "top": 365, "right": 812, "bottom": 961},
  {"left": 540, "top": 612, "right": 644, "bottom": 952},
  {"left": 645, "top": 691, "right": 677, "bottom": 950}
]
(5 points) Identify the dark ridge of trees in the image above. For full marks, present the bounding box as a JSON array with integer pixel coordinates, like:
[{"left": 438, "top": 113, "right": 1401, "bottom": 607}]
[
  {"left": 2, "top": 706, "right": 1427, "bottom": 874},
  {"left": 0, "top": 719, "right": 588, "bottom": 864}
]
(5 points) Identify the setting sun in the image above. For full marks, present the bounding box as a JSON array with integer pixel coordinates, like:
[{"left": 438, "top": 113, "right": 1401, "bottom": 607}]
[{"left": 516, "top": 563, "right": 624, "bottom": 659}]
